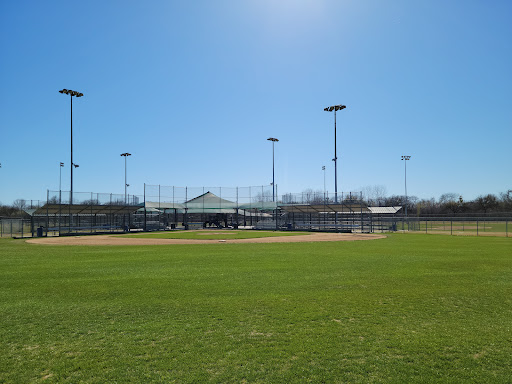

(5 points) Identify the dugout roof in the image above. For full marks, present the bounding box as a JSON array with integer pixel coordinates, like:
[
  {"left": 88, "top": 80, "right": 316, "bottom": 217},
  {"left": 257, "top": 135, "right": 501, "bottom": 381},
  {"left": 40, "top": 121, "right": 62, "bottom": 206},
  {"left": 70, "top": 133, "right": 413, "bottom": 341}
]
[
  {"left": 368, "top": 206, "right": 402, "bottom": 214},
  {"left": 279, "top": 203, "right": 372, "bottom": 214},
  {"left": 29, "top": 203, "right": 143, "bottom": 216}
]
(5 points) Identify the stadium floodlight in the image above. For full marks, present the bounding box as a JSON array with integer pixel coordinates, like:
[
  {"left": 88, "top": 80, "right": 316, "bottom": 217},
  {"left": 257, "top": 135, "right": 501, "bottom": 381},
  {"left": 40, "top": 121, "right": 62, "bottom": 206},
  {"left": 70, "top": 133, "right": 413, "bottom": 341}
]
[
  {"left": 121, "top": 153, "right": 132, "bottom": 204},
  {"left": 59, "top": 88, "right": 84, "bottom": 205},
  {"left": 324, "top": 104, "right": 346, "bottom": 204},
  {"left": 267, "top": 138, "right": 278, "bottom": 202},
  {"left": 401, "top": 155, "right": 411, "bottom": 217}
]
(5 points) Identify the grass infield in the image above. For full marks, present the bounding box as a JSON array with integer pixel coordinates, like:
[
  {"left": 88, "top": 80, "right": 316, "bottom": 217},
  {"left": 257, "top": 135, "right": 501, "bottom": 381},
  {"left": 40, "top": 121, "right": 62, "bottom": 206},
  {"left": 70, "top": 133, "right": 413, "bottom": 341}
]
[{"left": 1, "top": 234, "right": 511, "bottom": 382}]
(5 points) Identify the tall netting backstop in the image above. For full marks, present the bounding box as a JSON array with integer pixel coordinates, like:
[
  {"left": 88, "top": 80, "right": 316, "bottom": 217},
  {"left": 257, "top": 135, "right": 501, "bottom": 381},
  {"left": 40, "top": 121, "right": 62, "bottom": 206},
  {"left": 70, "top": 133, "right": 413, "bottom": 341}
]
[{"left": 142, "top": 185, "right": 371, "bottom": 232}]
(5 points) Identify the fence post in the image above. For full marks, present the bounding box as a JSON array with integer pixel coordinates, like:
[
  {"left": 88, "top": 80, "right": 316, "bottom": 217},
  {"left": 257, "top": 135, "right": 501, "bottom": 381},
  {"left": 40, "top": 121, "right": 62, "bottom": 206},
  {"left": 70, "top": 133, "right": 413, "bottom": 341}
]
[
  {"left": 144, "top": 183, "right": 147, "bottom": 231},
  {"left": 506, "top": 220, "right": 508, "bottom": 238},
  {"left": 173, "top": 186, "right": 176, "bottom": 228},
  {"left": 109, "top": 193, "right": 112, "bottom": 232},
  {"left": 450, "top": 219, "right": 453, "bottom": 236},
  {"left": 46, "top": 189, "right": 49, "bottom": 237},
  {"left": 477, "top": 220, "right": 479, "bottom": 236},
  {"left": 58, "top": 189, "right": 62, "bottom": 236},
  {"left": 91, "top": 192, "right": 93, "bottom": 234}
]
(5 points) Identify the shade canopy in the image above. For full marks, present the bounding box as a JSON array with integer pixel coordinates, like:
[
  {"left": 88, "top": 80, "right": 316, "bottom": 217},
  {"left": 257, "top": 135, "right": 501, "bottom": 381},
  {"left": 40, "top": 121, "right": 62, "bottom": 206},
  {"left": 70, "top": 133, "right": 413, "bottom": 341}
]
[{"left": 29, "top": 203, "right": 142, "bottom": 216}]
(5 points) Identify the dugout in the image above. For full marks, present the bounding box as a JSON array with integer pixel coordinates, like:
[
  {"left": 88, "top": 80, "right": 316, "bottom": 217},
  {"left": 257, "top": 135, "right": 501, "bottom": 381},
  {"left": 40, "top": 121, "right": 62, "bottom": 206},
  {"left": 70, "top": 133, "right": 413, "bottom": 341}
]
[{"left": 25, "top": 190, "right": 144, "bottom": 236}]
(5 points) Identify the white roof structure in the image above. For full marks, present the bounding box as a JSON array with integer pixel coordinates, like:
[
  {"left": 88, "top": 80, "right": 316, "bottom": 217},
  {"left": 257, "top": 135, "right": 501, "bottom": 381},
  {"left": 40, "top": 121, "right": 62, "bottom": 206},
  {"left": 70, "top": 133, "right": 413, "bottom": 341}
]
[{"left": 368, "top": 206, "right": 402, "bottom": 214}]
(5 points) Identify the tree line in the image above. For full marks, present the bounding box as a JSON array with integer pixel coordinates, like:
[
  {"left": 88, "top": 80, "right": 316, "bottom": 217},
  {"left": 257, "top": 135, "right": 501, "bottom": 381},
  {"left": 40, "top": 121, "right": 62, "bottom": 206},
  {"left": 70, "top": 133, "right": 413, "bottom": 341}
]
[{"left": 361, "top": 186, "right": 512, "bottom": 215}]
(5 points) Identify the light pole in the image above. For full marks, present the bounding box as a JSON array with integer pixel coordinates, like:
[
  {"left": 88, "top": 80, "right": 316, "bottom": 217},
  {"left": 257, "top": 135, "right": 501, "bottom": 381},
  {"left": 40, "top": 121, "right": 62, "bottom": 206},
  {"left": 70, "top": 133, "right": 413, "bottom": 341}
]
[
  {"left": 59, "top": 162, "right": 64, "bottom": 206},
  {"left": 324, "top": 104, "right": 346, "bottom": 204},
  {"left": 59, "top": 89, "right": 83, "bottom": 205},
  {"left": 59, "top": 162, "right": 64, "bottom": 193},
  {"left": 121, "top": 153, "right": 131, "bottom": 204},
  {"left": 401, "top": 155, "right": 411, "bottom": 216},
  {"left": 322, "top": 165, "right": 326, "bottom": 201},
  {"left": 267, "top": 138, "right": 278, "bottom": 202},
  {"left": 58, "top": 162, "right": 64, "bottom": 234}
]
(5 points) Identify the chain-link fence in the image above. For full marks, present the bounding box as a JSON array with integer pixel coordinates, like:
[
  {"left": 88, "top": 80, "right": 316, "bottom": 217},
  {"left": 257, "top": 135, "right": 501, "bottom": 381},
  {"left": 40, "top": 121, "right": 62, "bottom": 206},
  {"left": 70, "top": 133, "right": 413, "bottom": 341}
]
[
  {"left": 393, "top": 217, "right": 510, "bottom": 237},
  {"left": 7, "top": 185, "right": 508, "bottom": 238},
  {"left": 0, "top": 218, "right": 31, "bottom": 238},
  {"left": 47, "top": 190, "right": 142, "bottom": 206}
]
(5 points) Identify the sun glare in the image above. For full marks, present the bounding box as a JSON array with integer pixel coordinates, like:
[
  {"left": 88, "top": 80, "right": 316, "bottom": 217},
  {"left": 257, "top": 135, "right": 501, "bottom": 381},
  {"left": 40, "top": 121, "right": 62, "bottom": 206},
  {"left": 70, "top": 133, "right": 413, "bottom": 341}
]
[{"left": 248, "top": 0, "right": 328, "bottom": 39}]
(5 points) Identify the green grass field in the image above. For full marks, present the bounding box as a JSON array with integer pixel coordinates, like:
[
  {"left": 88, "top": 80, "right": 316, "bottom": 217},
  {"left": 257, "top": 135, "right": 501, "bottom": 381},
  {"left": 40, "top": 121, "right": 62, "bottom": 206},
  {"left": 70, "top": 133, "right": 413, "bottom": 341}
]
[
  {"left": 1, "top": 234, "right": 511, "bottom": 382},
  {"left": 402, "top": 221, "right": 510, "bottom": 236},
  {"left": 118, "top": 230, "right": 310, "bottom": 240}
]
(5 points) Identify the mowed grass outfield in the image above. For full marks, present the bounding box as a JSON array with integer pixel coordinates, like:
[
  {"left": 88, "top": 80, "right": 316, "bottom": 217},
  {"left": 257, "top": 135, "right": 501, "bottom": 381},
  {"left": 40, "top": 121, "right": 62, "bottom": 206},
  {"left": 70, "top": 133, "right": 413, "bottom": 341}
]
[{"left": 1, "top": 234, "right": 511, "bottom": 383}]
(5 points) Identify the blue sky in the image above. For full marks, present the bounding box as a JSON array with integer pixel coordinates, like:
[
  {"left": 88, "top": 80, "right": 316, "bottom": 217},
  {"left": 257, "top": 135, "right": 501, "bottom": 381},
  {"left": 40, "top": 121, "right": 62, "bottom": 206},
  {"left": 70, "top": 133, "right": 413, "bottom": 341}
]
[{"left": 1, "top": 0, "right": 511, "bottom": 204}]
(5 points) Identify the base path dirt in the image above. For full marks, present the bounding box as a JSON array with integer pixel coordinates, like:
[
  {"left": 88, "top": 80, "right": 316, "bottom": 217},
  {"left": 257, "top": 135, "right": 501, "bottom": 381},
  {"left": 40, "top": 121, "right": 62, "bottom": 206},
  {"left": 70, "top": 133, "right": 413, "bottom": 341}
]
[{"left": 26, "top": 232, "right": 386, "bottom": 246}]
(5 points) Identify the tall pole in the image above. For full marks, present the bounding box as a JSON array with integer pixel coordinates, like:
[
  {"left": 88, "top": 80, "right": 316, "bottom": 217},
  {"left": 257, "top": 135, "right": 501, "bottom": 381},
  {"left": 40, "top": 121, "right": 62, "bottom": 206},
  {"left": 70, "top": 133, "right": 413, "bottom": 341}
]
[
  {"left": 324, "top": 105, "right": 346, "bottom": 204},
  {"left": 401, "top": 155, "right": 411, "bottom": 217},
  {"left": 70, "top": 94, "right": 73, "bottom": 204},
  {"left": 272, "top": 141, "right": 275, "bottom": 201},
  {"left": 59, "top": 162, "right": 64, "bottom": 193},
  {"left": 120, "top": 153, "right": 132, "bottom": 204},
  {"left": 334, "top": 108, "right": 337, "bottom": 203},
  {"left": 267, "top": 138, "right": 278, "bottom": 202},
  {"left": 322, "top": 165, "right": 326, "bottom": 201},
  {"left": 59, "top": 89, "right": 83, "bottom": 205},
  {"left": 59, "top": 162, "right": 64, "bottom": 235}
]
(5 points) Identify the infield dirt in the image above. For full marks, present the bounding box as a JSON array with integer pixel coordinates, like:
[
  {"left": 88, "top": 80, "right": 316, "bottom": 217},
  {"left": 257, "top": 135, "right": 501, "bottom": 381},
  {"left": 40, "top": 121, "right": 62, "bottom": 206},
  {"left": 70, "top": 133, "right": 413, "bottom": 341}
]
[{"left": 26, "top": 232, "right": 386, "bottom": 246}]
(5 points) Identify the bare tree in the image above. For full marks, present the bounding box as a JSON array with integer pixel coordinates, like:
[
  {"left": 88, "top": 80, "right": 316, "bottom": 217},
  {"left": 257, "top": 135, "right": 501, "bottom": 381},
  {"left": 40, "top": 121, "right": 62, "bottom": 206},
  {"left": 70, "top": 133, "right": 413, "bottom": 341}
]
[
  {"left": 300, "top": 189, "right": 324, "bottom": 204},
  {"left": 361, "top": 185, "right": 388, "bottom": 206},
  {"left": 252, "top": 192, "right": 273, "bottom": 203},
  {"left": 48, "top": 196, "right": 59, "bottom": 204},
  {"left": 473, "top": 194, "right": 499, "bottom": 214},
  {"left": 382, "top": 195, "right": 404, "bottom": 207},
  {"left": 281, "top": 193, "right": 298, "bottom": 204},
  {"left": 0, "top": 203, "right": 17, "bottom": 217},
  {"left": 12, "top": 199, "right": 27, "bottom": 213},
  {"left": 439, "top": 193, "right": 459, "bottom": 205},
  {"left": 498, "top": 191, "right": 512, "bottom": 212},
  {"left": 417, "top": 198, "right": 438, "bottom": 215}
]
